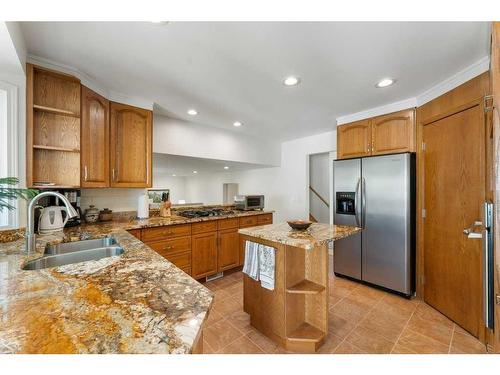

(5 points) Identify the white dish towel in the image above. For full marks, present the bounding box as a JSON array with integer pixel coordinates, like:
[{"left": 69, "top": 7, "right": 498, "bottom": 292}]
[
  {"left": 258, "top": 245, "right": 275, "bottom": 290},
  {"left": 243, "top": 240, "right": 260, "bottom": 280},
  {"left": 242, "top": 241, "right": 275, "bottom": 290}
]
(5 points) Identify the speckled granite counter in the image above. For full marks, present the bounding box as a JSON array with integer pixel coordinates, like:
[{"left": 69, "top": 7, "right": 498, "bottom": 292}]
[
  {"left": 238, "top": 222, "right": 361, "bottom": 250},
  {"left": 0, "top": 209, "right": 273, "bottom": 353}
]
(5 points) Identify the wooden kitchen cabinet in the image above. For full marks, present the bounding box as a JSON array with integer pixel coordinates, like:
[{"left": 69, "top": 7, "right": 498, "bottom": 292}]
[
  {"left": 81, "top": 86, "right": 110, "bottom": 187},
  {"left": 218, "top": 228, "right": 240, "bottom": 272},
  {"left": 371, "top": 109, "right": 415, "bottom": 155},
  {"left": 337, "top": 120, "right": 372, "bottom": 159},
  {"left": 192, "top": 231, "right": 218, "bottom": 279},
  {"left": 110, "top": 102, "right": 152, "bottom": 188},
  {"left": 336, "top": 109, "right": 416, "bottom": 159}
]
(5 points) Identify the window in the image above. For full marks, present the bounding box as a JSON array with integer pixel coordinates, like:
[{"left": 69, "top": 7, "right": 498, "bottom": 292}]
[{"left": 0, "top": 81, "right": 18, "bottom": 229}]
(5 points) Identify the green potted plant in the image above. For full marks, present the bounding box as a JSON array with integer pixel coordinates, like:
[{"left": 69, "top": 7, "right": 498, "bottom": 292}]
[{"left": 0, "top": 177, "right": 38, "bottom": 212}]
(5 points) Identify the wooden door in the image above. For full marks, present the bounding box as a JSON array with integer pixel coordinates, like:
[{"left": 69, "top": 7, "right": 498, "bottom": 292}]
[
  {"left": 490, "top": 21, "right": 500, "bottom": 353},
  {"left": 110, "top": 102, "right": 152, "bottom": 187},
  {"left": 218, "top": 228, "right": 239, "bottom": 272},
  {"left": 192, "top": 231, "right": 218, "bottom": 279},
  {"left": 81, "top": 86, "right": 109, "bottom": 187},
  {"left": 337, "top": 120, "right": 371, "bottom": 159},
  {"left": 371, "top": 109, "right": 415, "bottom": 155},
  {"left": 423, "top": 104, "right": 485, "bottom": 338}
]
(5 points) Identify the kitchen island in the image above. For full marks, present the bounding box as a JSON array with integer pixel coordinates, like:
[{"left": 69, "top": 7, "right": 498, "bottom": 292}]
[{"left": 238, "top": 222, "right": 361, "bottom": 353}]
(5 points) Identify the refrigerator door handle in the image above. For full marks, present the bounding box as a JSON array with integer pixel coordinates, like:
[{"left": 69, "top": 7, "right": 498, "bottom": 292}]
[
  {"left": 361, "top": 177, "right": 367, "bottom": 229},
  {"left": 483, "top": 201, "right": 494, "bottom": 329},
  {"left": 354, "top": 177, "right": 361, "bottom": 227}
]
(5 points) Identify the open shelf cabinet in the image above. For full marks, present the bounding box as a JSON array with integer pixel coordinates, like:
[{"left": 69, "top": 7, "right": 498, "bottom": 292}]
[{"left": 27, "top": 64, "right": 81, "bottom": 188}]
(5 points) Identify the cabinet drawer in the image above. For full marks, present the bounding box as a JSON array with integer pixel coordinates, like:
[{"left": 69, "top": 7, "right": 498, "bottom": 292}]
[
  {"left": 239, "top": 215, "right": 258, "bottom": 228},
  {"left": 167, "top": 251, "right": 191, "bottom": 269},
  {"left": 147, "top": 236, "right": 191, "bottom": 256},
  {"left": 257, "top": 213, "right": 273, "bottom": 225},
  {"left": 192, "top": 220, "right": 218, "bottom": 234},
  {"left": 142, "top": 224, "right": 191, "bottom": 242},
  {"left": 218, "top": 217, "right": 239, "bottom": 230}
]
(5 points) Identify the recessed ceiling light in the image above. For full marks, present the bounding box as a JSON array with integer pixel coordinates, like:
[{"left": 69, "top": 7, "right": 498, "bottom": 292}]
[
  {"left": 193, "top": 170, "right": 198, "bottom": 174},
  {"left": 172, "top": 174, "right": 176, "bottom": 177},
  {"left": 233, "top": 121, "right": 242, "bottom": 127},
  {"left": 224, "top": 166, "right": 229, "bottom": 170},
  {"left": 150, "top": 21, "right": 169, "bottom": 25},
  {"left": 375, "top": 78, "right": 396, "bottom": 88},
  {"left": 187, "top": 109, "right": 198, "bottom": 116},
  {"left": 283, "top": 76, "right": 300, "bottom": 86}
]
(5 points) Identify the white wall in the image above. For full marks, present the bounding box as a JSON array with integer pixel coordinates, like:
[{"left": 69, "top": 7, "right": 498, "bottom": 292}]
[
  {"left": 182, "top": 130, "right": 337, "bottom": 222},
  {"left": 154, "top": 115, "right": 281, "bottom": 167}
]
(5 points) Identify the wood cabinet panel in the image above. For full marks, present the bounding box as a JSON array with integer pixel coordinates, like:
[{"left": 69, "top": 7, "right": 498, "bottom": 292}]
[
  {"left": 81, "top": 86, "right": 110, "bottom": 187},
  {"left": 146, "top": 236, "right": 191, "bottom": 256},
  {"left": 192, "top": 220, "right": 218, "bottom": 234},
  {"left": 127, "top": 229, "right": 142, "bottom": 240},
  {"left": 337, "top": 120, "right": 371, "bottom": 159},
  {"left": 218, "top": 217, "right": 239, "bottom": 230},
  {"left": 371, "top": 109, "right": 415, "bottom": 155},
  {"left": 164, "top": 251, "right": 191, "bottom": 269},
  {"left": 257, "top": 213, "right": 273, "bottom": 225},
  {"left": 141, "top": 224, "right": 191, "bottom": 242},
  {"left": 218, "top": 228, "right": 240, "bottom": 272},
  {"left": 110, "top": 102, "right": 152, "bottom": 187},
  {"left": 192, "top": 231, "right": 218, "bottom": 279},
  {"left": 239, "top": 215, "right": 259, "bottom": 228}
]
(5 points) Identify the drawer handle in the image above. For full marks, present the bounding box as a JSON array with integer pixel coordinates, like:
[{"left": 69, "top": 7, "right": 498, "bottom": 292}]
[
  {"left": 164, "top": 246, "right": 173, "bottom": 250},
  {"left": 162, "top": 231, "right": 172, "bottom": 236}
]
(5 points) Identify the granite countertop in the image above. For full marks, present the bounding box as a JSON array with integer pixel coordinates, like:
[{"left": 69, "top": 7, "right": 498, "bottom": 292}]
[
  {"left": 0, "top": 209, "right": 273, "bottom": 353},
  {"left": 238, "top": 222, "right": 361, "bottom": 250}
]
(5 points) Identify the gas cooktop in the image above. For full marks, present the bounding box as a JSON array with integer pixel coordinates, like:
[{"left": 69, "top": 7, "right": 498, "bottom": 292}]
[{"left": 177, "top": 208, "right": 235, "bottom": 218}]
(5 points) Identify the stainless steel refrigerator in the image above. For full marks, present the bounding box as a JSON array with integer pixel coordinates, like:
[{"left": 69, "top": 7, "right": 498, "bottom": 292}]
[{"left": 333, "top": 153, "right": 415, "bottom": 296}]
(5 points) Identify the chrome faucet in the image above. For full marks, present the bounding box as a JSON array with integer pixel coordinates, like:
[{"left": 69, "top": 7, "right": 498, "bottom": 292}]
[{"left": 26, "top": 191, "right": 78, "bottom": 255}]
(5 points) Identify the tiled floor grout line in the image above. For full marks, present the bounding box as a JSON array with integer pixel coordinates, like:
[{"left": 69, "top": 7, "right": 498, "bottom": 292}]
[
  {"left": 211, "top": 318, "right": 248, "bottom": 353},
  {"left": 389, "top": 300, "right": 419, "bottom": 354},
  {"left": 329, "top": 285, "right": 386, "bottom": 353},
  {"left": 448, "top": 324, "right": 456, "bottom": 354}
]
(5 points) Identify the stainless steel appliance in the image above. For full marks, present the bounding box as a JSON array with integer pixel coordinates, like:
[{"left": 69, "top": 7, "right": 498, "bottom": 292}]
[
  {"left": 234, "top": 195, "right": 265, "bottom": 210},
  {"left": 333, "top": 153, "right": 415, "bottom": 296}
]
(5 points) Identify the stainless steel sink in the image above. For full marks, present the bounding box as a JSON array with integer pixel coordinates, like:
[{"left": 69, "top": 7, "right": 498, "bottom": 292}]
[
  {"left": 44, "top": 237, "right": 117, "bottom": 255},
  {"left": 22, "top": 246, "right": 124, "bottom": 270}
]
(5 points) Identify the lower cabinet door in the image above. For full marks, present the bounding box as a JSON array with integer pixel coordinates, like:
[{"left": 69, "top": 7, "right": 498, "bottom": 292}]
[
  {"left": 218, "top": 228, "right": 239, "bottom": 272},
  {"left": 192, "top": 231, "right": 218, "bottom": 279}
]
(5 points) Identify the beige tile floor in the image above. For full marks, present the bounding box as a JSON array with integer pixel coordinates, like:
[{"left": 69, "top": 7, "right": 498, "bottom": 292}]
[{"left": 201, "top": 270, "right": 488, "bottom": 354}]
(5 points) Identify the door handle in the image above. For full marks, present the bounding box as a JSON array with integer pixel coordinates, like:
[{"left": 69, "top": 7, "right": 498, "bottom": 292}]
[
  {"left": 354, "top": 178, "right": 361, "bottom": 227},
  {"left": 463, "top": 221, "right": 483, "bottom": 238},
  {"left": 361, "top": 177, "right": 367, "bottom": 229}
]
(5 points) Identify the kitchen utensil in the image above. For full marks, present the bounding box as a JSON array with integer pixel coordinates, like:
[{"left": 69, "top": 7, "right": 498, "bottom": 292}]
[{"left": 99, "top": 208, "right": 113, "bottom": 222}]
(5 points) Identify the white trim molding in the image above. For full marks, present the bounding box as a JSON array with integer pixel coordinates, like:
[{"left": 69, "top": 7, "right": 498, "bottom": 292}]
[
  {"left": 27, "top": 54, "right": 155, "bottom": 111},
  {"left": 416, "top": 55, "right": 490, "bottom": 106},
  {"left": 336, "top": 97, "right": 417, "bottom": 125},
  {"left": 0, "top": 80, "right": 19, "bottom": 229},
  {"left": 336, "top": 55, "right": 490, "bottom": 126}
]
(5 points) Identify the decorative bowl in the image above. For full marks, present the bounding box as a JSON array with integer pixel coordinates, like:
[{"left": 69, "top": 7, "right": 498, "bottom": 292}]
[{"left": 287, "top": 220, "right": 312, "bottom": 230}]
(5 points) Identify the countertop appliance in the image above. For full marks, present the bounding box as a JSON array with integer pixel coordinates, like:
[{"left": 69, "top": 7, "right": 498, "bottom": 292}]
[
  {"left": 333, "top": 153, "right": 416, "bottom": 296},
  {"left": 234, "top": 195, "right": 264, "bottom": 210},
  {"left": 38, "top": 206, "right": 70, "bottom": 234}
]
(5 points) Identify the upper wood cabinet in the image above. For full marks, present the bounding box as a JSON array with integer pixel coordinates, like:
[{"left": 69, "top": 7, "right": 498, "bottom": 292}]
[
  {"left": 337, "top": 108, "right": 415, "bottom": 159},
  {"left": 110, "top": 102, "right": 152, "bottom": 188},
  {"left": 81, "top": 86, "right": 110, "bottom": 188},
  {"left": 371, "top": 109, "right": 415, "bottom": 155},
  {"left": 337, "top": 120, "right": 372, "bottom": 159}
]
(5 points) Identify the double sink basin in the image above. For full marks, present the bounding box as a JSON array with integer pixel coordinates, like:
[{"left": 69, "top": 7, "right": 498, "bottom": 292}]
[{"left": 22, "top": 237, "right": 124, "bottom": 270}]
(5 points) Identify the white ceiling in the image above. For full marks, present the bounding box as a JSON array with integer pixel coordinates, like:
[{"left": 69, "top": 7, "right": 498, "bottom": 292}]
[
  {"left": 20, "top": 22, "right": 490, "bottom": 141},
  {"left": 153, "top": 153, "right": 271, "bottom": 177}
]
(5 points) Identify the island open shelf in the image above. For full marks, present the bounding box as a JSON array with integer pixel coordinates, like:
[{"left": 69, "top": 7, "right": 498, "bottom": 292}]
[{"left": 239, "top": 222, "right": 360, "bottom": 353}]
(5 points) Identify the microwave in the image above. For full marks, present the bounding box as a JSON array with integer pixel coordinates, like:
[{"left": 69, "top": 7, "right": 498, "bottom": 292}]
[{"left": 234, "top": 195, "right": 265, "bottom": 210}]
